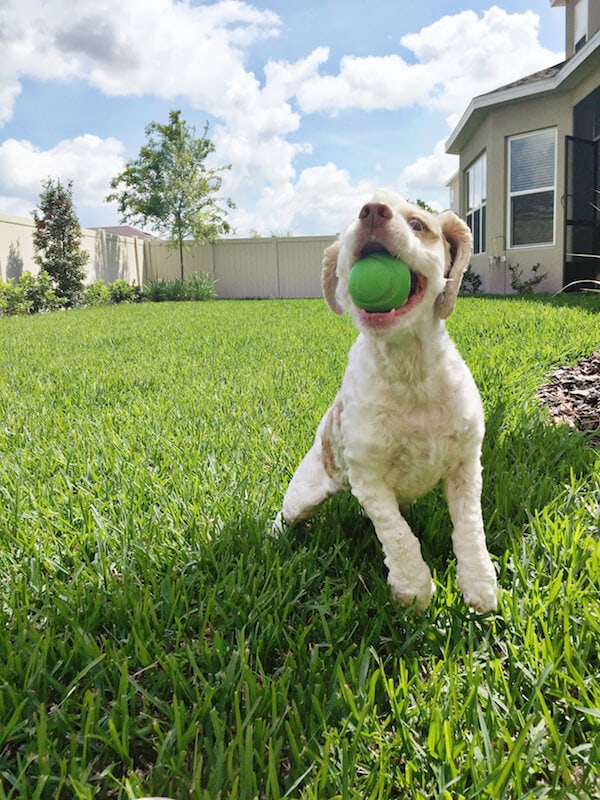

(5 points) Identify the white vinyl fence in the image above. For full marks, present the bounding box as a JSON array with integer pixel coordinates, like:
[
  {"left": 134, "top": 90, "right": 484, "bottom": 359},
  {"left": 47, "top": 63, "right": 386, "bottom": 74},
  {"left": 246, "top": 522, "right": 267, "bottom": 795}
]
[{"left": 0, "top": 212, "right": 336, "bottom": 300}]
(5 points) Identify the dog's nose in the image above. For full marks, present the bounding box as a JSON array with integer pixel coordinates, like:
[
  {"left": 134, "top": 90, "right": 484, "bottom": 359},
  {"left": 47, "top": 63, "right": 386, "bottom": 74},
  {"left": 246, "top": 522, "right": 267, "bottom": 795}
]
[{"left": 359, "top": 202, "right": 393, "bottom": 229}]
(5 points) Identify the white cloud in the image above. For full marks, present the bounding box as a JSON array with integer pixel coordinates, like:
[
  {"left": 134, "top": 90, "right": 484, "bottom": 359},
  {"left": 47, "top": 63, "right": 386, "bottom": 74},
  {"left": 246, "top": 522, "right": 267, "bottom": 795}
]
[
  {"left": 0, "top": 0, "right": 303, "bottom": 223},
  {"left": 270, "top": 5, "right": 562, "bottom": 118},
  {"left": 0, "top": 135, "right": 125, "bottom": 223},
  {"left": 293, "top": 54, "right": 430, "bottom": 113},
  {"left": 0, "top": 2, "right": 566, "bottom": 235},
  {"left": 398, "top": 140, "right": 458, "bottom": 209},
  {"left": 0, "top": 0, "right": 283, "bottom": 123},
  {"left": 230, "top": 163, "right": 378, "bottom": 236},
  {"left": 400, "top": 5, "right": 563, "bottom": 113}
]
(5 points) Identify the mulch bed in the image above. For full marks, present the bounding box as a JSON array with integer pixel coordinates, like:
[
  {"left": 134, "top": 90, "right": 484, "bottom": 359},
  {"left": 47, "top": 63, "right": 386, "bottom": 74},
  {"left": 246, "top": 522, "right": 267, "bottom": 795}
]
[{"left": 537, "top": 351, "right": 600, "bottom": 446}]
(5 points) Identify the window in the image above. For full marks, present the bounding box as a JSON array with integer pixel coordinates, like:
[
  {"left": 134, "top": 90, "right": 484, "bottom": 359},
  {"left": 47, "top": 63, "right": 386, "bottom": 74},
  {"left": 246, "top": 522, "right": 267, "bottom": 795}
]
[
  {"left": 508, "top": 129, "right": 556, "bottom": 247},
  {"left": 465, "top": 153, "right": 486, "bottom": 254}
]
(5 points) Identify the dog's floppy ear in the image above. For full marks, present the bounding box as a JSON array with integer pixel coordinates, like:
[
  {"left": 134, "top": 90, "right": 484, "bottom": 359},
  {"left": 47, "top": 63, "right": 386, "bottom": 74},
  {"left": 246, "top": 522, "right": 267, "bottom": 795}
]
[
  {"left": 434, "top": 211, "right": 473, "bottom": 319},
  {"left": 322, "top": 240, "right": 345, "bottom": 315}
]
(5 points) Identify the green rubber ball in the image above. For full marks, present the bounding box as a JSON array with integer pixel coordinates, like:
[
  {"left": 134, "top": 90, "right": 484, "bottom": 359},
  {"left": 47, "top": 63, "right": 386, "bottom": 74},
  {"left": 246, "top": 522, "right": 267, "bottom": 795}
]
[{"left": 348, "top": 253, "right": 411, "bottom": 312}]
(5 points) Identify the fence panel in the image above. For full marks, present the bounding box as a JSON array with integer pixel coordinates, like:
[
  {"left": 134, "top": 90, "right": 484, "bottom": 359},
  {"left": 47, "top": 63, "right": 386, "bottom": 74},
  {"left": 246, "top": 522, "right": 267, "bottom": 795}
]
[
  {"left": 0, "top": 213, "right": 38, "bottom": 280},
  {"left": 143, "top": 240, "right": 215, "bottom": 283},
  {"left": 0, "top": 213, "right": 141, "bottom": 285},
  {"left": 277, "top": 236, "right": 335, "bottom": 298},
  {"left": 213, "top": 238, "right": 278, "bottom": 298},
  {"left": 1, "top": 212, "right": 337, "bottom": 299},
  {"left": 85, "top": 229, "right": 142, "bottom": 285}
]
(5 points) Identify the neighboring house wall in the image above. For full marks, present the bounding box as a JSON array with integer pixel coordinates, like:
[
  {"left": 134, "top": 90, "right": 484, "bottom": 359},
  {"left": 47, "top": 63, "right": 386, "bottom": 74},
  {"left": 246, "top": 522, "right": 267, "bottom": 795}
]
[{"left": 0, "top": 212, "right": 334, "bottom": 299}]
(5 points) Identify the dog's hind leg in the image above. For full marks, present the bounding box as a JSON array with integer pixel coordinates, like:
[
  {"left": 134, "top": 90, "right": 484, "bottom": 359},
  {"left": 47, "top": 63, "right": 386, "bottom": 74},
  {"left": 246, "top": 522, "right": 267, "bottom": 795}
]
[
  {"left": 279, "top": 441, "right": 339, "bottom": 525},
  {"left": 273, "top": 407, "right": 343, "bottom": 534}
]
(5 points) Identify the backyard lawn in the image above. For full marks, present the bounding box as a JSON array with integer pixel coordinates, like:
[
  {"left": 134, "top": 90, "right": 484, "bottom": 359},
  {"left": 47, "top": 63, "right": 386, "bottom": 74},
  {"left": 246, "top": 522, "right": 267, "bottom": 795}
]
[{"left": 0, "top": 295, "right": 599, "bottom": 799}]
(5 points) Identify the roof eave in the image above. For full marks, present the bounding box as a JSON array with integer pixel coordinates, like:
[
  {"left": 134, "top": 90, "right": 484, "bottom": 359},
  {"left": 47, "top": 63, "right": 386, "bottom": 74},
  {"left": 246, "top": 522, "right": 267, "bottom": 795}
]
[{"left": 446, "top": 31, "right": 600, "bottom": 154}]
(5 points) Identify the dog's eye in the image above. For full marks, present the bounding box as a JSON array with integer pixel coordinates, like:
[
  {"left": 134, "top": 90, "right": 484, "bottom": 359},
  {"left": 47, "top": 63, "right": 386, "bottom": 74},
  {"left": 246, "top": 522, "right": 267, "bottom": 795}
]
[{"left": 408, "top": 218, "right": 425, "bottom": 232}]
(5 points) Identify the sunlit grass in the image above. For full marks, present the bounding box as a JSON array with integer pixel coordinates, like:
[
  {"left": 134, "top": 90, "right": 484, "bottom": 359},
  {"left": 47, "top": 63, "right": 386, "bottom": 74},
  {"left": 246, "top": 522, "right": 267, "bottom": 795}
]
[{"left": 0, "top": 295, "right": 599, "bottom": 799}]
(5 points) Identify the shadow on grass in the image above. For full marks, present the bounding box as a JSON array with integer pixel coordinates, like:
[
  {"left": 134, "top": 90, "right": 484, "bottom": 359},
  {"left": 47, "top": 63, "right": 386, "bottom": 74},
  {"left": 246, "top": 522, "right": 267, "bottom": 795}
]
[
  {"left": 462, "top": 292, "right": 600, "bottom": 313},
  {"left": 207, "top": 401, "right": 598, "bottom": 663},
  {"left": 481, "top": 401, "right": 598, "bottom": 549}
]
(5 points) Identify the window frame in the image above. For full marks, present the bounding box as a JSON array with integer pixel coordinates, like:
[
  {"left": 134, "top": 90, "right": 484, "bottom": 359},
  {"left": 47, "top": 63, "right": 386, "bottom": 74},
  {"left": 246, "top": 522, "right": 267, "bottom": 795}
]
[
  {"left": 465, "top": 152, "right": 487, "bottom": 255},
  {"left": 574, "top": 0, "right": 588, "bottom": 52},
  {"left": 507, "top": 128, "right": 557, "bottom": 249}
]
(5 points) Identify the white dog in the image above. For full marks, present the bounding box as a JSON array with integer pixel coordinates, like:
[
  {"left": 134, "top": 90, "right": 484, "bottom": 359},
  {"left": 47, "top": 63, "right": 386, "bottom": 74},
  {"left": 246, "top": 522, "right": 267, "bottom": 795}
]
[{"left": 275, "top": 190, "right": 497, "bottom": 613}]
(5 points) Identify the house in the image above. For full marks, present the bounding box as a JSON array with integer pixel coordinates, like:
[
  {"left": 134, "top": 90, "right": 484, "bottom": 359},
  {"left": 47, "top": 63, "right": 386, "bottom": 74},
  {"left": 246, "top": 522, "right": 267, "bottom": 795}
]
[
  {"left": 446, "top": 0, "right": 600, "bottom": 293},
  {"left": 89, "top": 225, "right": 157, "bottom": 240}
]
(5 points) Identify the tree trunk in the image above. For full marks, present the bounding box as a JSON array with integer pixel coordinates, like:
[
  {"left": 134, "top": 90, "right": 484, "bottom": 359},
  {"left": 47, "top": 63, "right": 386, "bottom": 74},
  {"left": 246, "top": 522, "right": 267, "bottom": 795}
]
[{"left": 179, "top": 237, "right": 184, "bottom": 281}]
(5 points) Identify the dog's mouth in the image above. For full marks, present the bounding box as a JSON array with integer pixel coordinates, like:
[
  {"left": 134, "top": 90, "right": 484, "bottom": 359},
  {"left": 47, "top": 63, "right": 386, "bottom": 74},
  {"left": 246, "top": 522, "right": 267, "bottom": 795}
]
[{"left": 352, "top": 244, "right": 428, "bottom": 327}]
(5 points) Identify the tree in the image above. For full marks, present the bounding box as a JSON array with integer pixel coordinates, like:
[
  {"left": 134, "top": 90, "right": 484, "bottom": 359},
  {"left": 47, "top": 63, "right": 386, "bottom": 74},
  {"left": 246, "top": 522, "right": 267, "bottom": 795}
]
[
  {"left": 107, "top": 109, "right": 235, "bottom": 279},
  {"left": 32, "top": 178, "right": 89, "bottom": 302}
]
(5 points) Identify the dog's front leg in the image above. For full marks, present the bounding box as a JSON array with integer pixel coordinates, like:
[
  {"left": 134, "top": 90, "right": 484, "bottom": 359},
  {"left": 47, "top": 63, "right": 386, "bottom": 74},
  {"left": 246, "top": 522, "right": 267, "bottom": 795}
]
[
  {"left": 444, "top": 460, "right": 498, "bottom": 613},
  {"left": 351, "top": 479, "right": 435, "bottom": 612}
]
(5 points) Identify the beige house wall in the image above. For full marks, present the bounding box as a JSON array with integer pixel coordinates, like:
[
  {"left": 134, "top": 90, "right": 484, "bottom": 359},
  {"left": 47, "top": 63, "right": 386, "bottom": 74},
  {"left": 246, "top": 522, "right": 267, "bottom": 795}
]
[
  {"left": 592, "top": 2, "right": 600, "bottom": 45},
  {"left": 457, "top": 60, "right": 600, "bottom": 294},
  {"left": 563, "top": 0, "right": 600, "bottom": 58}
]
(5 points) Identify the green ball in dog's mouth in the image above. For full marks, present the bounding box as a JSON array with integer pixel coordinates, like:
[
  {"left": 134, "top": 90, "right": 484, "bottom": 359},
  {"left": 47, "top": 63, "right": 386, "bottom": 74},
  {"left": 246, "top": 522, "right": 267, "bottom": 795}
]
[{"left": 348, "top": 253, "right": 412, "bottom": 312}]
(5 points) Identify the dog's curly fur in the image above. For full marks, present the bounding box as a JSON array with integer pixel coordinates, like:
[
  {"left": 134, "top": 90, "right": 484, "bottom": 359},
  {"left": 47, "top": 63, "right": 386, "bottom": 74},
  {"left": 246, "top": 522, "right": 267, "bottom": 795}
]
[{"left": 275, "top": 190, "right": 497, "bottom": 613}]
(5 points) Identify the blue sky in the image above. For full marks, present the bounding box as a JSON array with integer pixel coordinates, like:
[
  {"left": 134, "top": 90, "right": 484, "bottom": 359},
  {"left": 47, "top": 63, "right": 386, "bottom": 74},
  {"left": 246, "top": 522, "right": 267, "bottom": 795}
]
[{"left": 0, "top": 1, "right": 565, "bottom": 236}]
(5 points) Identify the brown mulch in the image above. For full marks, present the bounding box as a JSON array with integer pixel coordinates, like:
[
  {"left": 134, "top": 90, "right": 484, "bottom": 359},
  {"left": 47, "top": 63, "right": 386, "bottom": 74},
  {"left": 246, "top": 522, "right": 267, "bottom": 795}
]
[{"left": 537, "top": 351, "right": 600, "bottom": 446}]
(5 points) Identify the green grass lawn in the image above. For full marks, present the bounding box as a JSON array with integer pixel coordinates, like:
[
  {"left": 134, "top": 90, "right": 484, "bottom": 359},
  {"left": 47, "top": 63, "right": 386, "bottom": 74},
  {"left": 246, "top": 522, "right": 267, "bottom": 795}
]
[{"left": 0, "top": 296, "right": 599, "bottom": 799}]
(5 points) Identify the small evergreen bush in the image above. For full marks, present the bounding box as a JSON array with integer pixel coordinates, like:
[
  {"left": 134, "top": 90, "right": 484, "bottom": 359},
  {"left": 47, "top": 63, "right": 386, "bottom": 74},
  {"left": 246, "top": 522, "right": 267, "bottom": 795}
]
[
  {"left": 184, "top": 272, "right": 217, "bottom": 301},
  {"left": 31, "top": 179, "right": 89, "bottom": 303}
]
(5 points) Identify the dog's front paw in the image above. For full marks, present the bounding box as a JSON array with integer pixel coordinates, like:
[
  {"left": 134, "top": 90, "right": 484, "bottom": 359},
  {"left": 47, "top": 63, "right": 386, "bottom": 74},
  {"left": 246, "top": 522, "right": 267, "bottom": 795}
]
[
  {"left": 458, "top": 564, "right": 498, "bottom": 613},
  {"left": 461, "top": 580, "right": 498, "bottom": 613},
  {"left": 271, "top": 512, "right": 285, "bottom": 538},
  {"left": 457, "top": 554, "right": 498, "bottom": 614},
  {"left": 389, "top": 568, "right": 435, "bottom": 613}
]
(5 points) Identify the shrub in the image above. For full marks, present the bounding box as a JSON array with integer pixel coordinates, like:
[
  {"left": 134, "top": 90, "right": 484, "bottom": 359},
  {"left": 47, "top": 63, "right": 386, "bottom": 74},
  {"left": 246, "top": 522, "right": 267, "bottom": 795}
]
[
  {"left": 508, "top": 262, "right": 548, "bottom": 294},
  {"left": 109, "top": 279, "right": 141, "bottom": 304},
  {"left": 141, "top": 279, "right": 172, "bottom": 303},
  {"left": 460, "top": 264, "right": 482, "bottom": 295},
  {"left": 0, "top": 273, "right": 213, "bottom": 315},
  {"left": 0, "top": 271, "right": 63, "bottom": 315},
  {"left": 184, "top": 272, "right": 217, "bottom": 301},
  {"left": 19, "top": 270, "right": 62, "bottom": 313},
  {"left": 142, "top": 273, "right": 216, "bottom": 302},
  {"left": 0, "top": 278, "right": 27, "bottom": 315},
  {"left": 82, "top": 281, "right": 111, "bottom": 306}
]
